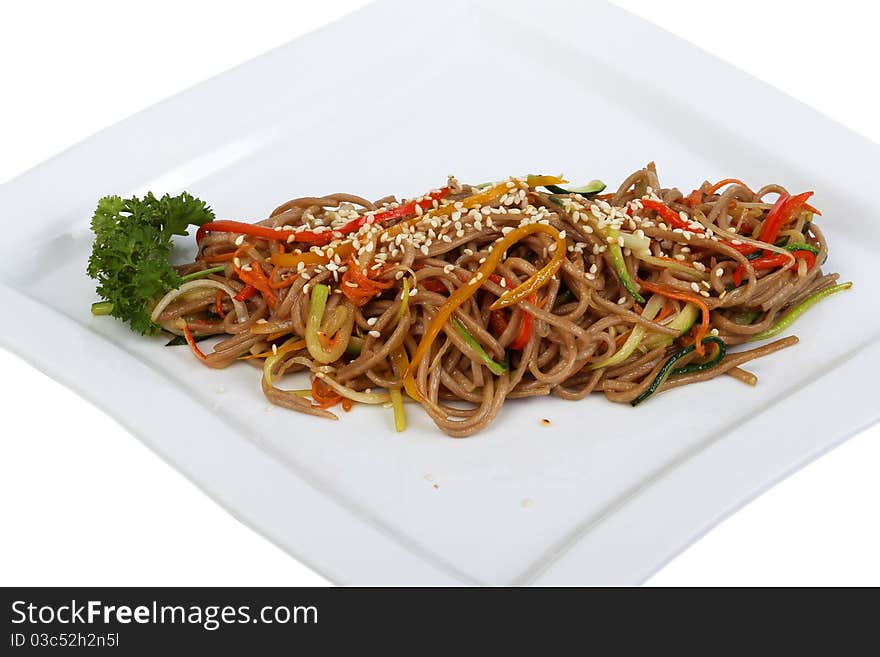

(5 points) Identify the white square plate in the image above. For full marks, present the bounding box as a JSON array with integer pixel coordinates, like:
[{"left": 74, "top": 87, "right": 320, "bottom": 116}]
[{"left": 2, "top": 0, "right": 878, "bottom": 585}]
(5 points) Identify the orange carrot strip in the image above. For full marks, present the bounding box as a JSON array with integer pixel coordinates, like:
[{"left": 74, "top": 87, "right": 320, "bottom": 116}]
[{"left": 638, "top": 280, "right": 710, "bottom": 356}]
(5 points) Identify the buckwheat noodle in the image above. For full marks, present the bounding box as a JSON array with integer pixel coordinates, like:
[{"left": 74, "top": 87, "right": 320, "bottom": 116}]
[{"left": 155, "top": 164, "right": 849, "bottom": 437}]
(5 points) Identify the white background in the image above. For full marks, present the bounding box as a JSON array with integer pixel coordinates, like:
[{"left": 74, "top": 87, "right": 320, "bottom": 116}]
[{"left": 1, "top": 0, "right": 877, "bottom": 586}]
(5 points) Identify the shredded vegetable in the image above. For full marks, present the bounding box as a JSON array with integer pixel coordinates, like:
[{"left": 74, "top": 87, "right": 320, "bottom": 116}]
[{"left": 749, "top": 282, "right": 852, "bottom": 341}]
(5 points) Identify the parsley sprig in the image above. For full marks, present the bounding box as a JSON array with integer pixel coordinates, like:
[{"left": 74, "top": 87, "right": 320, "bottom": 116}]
[{"left": 86, "top": 192, "right": 215, "bottom": 334}]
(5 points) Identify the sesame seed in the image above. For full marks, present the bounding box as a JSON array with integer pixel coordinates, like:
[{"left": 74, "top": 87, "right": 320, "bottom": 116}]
[
  {"left": 690, "top": 282, "right": 701, "bottom": 293},
  {"left": 715, "top": 268, "right": 724, "bottom": 277},
  {"left": 368, "top": 330, "right": 381, "bottom": 338},
  {"left": 366, "top": 317, "right": 378, "bottom": 326},
  {"left": 617, "top": 297, "right": 627, "bottom": 305}
]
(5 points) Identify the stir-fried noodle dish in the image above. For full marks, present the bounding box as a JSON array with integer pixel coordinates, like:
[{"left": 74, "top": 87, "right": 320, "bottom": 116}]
[{"left": 87, "top": 164, "right": 851, "bottom": 436}]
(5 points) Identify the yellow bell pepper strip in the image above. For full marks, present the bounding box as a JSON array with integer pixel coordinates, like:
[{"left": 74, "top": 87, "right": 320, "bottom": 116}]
[
  {"left": 404, "top": 222, "right": 565, "bottom": 391},
  {"left": 489, "top": 224, "right": 566, "bottom": 310},
  {"left": 390, "top": 345, "right": 421, "bottom": 401},
  {"left": 525, "top": 175, "right": 569, "bottom": 187}
]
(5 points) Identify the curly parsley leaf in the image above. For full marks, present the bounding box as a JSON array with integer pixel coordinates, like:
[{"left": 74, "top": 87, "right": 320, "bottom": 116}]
[{"left": 86, "top": 192, "right": 215, "bottom": 334}]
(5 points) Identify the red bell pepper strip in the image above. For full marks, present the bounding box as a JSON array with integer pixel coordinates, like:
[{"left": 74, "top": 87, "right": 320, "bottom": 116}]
[
  {"left": 726, "top": 192, "right": 815, "bottom": 258},
  {"left": 484, "top": 274, "right": 537, "bottom": 350},
  {"left": 643, "top": 199, "right": 752, "bottom": 256},
  {"left": 758, "top": 191, "right": 814, "bottom": 245},
  {"left": 640, "top": 198, "right": 694, "bottom": 231},
  {"left": 643, "top": 198, "right": 756, "bottom": 256},
  {"left": 234, "top": 284, "right": 258, "bottom": 302},
  {"left": 331, "top": 188, "right": 450, "bottom": 239},
  {"left": 183, "top": 324, "right": 207, "bottom": 361},
  {"left": 196, "top": 188, "right": 451, "bottom": 248},
  {"left": 642, "top": 194, "right": 817, "bottom": 261},
  {"left": 508, "top": 294, "right": 538, "bottom": 350},
  {"left": 732, "top": 250, "right": 816, "bottom": 286},
  {"left": 420, "top": 278, "right": 448, "bottom": 294},
  {"left": 196, "top": 220, "right": 293, "bottom": 245}
]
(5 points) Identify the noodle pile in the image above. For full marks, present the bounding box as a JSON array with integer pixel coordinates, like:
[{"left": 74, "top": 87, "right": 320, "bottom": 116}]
[{"left": 153, "top": 165, "right": 849, "bottom": 437}]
